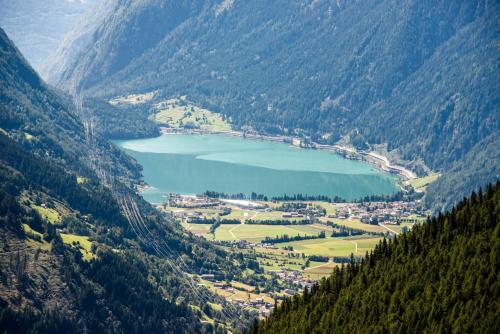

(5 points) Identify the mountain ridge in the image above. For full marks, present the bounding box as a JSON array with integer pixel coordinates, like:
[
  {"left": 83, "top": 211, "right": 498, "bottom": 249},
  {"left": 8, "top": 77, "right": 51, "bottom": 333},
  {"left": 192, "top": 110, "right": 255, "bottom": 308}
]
[{"left": 47, "top": 0, "right": 500, "bottom": 211}]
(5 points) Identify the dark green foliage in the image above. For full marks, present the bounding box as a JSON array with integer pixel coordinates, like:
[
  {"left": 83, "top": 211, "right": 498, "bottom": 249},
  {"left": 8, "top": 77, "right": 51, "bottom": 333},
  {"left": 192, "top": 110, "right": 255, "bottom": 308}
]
[
  {"left": 78, "top": 249, "right": 200, "bottom": 333},
  {"left": 426, "top": 133, "right": 500, "bottom": 212},
  {"left": 53, "top": 0, "right": 499, "bottom": 211},
  {"left": 0, "top": 188, "right": 26, "bottom": 235},
  {"left": 328, "top": 222, "right": 384, "bottom": 237},
  {"left": 204, "top": 190, "right": 268, "bottom": 201},
  {"left": 190, "top": 218, "right": 240, "bottom": 225},
  {"left": 252, "top": 183, "right": 500, "bottom": 333},
  {"left": 245, "top": 220, "right": 313, "bottom": 226},
  {"left": 307, "top": 255, "right": 328, "bottom": 263},
  {"left": 263, "top": 231, "right": 325, "bottom": 244},
  {"left": 0, "top": 134, "right": 126, "bottom": 226},
  {"left": 271, "top": 194, "right": 344, "bottom": 203},
  {"left": 83, "top": 97, "right": 159, "bottom": 139},
  {"left": 0, "top": 249, "right": 202, "bottom": 334},
  {"left": 0, "top": 304, "right": 75, "bottom": 334}
]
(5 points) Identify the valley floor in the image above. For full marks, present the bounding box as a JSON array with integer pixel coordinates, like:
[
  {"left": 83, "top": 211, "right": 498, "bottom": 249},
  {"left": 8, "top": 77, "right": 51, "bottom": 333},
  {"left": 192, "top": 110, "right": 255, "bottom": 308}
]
[{"left": 158, "top": 194, "right": 428, "bottom": 316}]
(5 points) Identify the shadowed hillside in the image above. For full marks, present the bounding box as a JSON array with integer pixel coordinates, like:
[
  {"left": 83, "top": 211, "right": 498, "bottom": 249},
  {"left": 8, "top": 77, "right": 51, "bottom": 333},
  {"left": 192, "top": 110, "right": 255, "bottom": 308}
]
[
  {"left": 250, "top": 182, "right": 500, "bottom": 333},
  {"left": 49, "top": 0, "right": 499, "bottom": 211}
]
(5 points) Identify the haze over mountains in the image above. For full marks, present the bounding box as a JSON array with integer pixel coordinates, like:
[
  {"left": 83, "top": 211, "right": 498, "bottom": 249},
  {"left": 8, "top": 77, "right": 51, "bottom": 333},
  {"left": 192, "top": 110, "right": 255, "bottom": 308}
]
[
  {"left": 0, "top": 0, "right": 97, "bottom": 76},
  {"left": 0, "top": 1, "right": 499, "bottom": 333},
  {"left": 44, "top": 0, "right": 500, "bottom": 212}
]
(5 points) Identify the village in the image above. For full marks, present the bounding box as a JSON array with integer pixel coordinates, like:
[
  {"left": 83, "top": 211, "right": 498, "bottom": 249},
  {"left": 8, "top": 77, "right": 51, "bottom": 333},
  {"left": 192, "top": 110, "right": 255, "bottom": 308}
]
[
  {"left": 197, "top": 265, "right": 316, "bottom": 318},
  {"left": 160, "top": 193, "right": 428, "bottom": 228},
  {"left": 156, "top": 192, "right": 429, "bottom": 317}
]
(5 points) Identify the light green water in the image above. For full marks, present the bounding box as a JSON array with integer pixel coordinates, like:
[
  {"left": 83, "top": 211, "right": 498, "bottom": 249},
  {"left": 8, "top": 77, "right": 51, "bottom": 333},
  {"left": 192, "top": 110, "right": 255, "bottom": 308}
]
[{"left": 114, "top": 134, "right": 399, "bottom": 204}]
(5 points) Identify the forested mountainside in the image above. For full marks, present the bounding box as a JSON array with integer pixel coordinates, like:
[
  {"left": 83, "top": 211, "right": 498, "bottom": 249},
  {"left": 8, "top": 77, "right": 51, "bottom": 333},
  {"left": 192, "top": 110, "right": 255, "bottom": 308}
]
[
  {"left": 48, "top": 0, "right": 499, "bottom": 211},
  {"left": 0, "top": 29, "right": 255, "bottom": 333},
  {"left": 0, "top": 0, "right": 97, "bottom": 75},
  {"left": 249, "top": 182, "right": 500, "bottom": 334}
]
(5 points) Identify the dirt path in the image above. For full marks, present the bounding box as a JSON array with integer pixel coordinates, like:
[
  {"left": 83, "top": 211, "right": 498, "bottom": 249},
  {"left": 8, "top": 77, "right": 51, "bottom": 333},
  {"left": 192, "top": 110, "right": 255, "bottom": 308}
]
[
  {"left": 305, "top": 262, "right": 333, "bottom": 272},
  {"left": 379, "top": 223, "right": 400, "bottom": 235},
  {"left": 349, "top": 240, "right": 358, "bottom": 253},
  {"left": 228, "top": 224, "right": 241, "bottom": 239}
]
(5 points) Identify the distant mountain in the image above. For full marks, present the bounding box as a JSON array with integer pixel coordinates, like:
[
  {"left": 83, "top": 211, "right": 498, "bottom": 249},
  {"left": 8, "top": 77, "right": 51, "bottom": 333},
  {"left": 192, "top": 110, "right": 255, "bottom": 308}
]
[
  {"left": 49, "top": 0, "right": 499, "bottom": 212},
  {"left": 44, "top": 0, "right": 217, "bottom": 90},
  {"left": 0, "top": 28, "right": 250, "bottom": 333},
  {"left": 0, "top": 0, "right": 97, "bottom": 76},
  {"left": 250, "top": 182, "right": 500, "bottom": 333}
]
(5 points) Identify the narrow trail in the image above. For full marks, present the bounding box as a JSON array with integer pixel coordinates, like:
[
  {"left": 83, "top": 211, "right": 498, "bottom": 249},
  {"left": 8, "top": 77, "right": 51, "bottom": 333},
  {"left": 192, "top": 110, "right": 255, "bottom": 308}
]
[
  {"left": 349, "top": 240, "right": 358, "bottom": 253},
  {"left": 305, "top": 262, "right": 333, "bottom": 271},
  {"left": 228, "top": 224, "right": 241, "bottom": 239},
  {"left": 379, "top": 223, "right": 400, "bottom": 235}
]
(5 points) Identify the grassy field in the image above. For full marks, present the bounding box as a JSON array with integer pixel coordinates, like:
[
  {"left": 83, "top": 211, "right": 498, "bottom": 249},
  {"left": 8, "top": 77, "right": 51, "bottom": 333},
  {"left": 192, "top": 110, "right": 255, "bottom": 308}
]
[
  {"left": 22, "top": 224, "right": 43, "bottom": 239},
  {"left": 406, "top": 173, "right": 441, "bottom": 192},
  {"left": 280, "top": 236, "right": 382, "bottom": 257},
  {"left": 60, "top": 233, "right": 94, "bottom": 260},
  {"left": 231, "top": 281, "right": 255, "bottom": 292},
  {"left": 304, "top": 262, "right": 337, "bottom": 280},
  {"left": 76, "top": 176, "right": 87, "bottom": 184},
  {"left": 320, "top": 217, "right": 386, "bottom": 233},
  {"left": 379, "top": 222, "right": 415, "bottom": 234},
  {"left": 184, "top": 223, "right": 213, "bottom": 237},
  {"left": 153, "top": 98, "right": 231, "bottom": 132},
  {"left": 199, "top": 279, "right": 274, "bottom": 304},
  {"left": 109, "top": 91, "right": 156, "bottom": 106},
  {"left": 22, "top": 224, "right": 51, "bottom": 250},
  {"left": 212, "top": 224, "right": 323, "bottom": 242},
  {"left": 224, "top": 208, "right": 302, "bottom": 221},
  {"left": 31, "top": 205, "right": 61, "bottom": 224}
]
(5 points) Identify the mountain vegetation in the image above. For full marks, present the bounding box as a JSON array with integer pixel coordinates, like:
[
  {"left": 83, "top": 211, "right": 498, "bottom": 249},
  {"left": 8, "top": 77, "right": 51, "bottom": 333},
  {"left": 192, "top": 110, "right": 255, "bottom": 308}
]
[
  {"left": 0, "top": 1, "right": 498, "bottom": 332},
  {"left": 250, "top": 182, "right": 500, "bottom": 333},
  {"left": 45, "top": 0, "right": 499, "bottom": 212},
  {"left": 0, "top": 28, "right": 257, "bottom": 333}
]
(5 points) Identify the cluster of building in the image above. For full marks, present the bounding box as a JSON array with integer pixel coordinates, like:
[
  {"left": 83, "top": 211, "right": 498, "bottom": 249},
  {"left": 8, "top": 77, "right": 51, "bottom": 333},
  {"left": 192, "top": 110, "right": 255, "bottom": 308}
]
[
  {"left": 198, "top": 274, "right": 275, "bottom": 317},
  {"left": 276, "top": 269, "right": 315, "bottom": 292},
  {"left": 331, "top": 201, "right": 427, "bottom": 225},
  {"left": 165, "top": 194, "right": 219, "bottom": 208},
  {"left": 281, "top": 212, "right": 305, "bottom": 218}
]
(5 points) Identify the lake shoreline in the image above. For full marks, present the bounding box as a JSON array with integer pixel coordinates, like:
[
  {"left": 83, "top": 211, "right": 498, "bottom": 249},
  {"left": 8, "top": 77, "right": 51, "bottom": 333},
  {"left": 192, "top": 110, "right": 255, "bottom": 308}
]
[{"left": 159, "top": 127, "right": 417, "bottom": 181}]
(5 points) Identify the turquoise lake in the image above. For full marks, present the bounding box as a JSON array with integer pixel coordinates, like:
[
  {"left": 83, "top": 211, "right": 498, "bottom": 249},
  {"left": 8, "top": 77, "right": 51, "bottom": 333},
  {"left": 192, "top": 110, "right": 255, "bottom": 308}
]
[{"left": 114, "top": 134, "right": 399, "bottom": 204}]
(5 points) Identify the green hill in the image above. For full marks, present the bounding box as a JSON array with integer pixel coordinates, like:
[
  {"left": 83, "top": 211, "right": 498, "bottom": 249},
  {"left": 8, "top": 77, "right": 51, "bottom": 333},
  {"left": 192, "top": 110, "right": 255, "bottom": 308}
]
[
  {"left": 250, "top": 182, "right": 500, "bottom": 333},
  {"left": 0, "top": 28, "right": 252, "bottom": 333}
]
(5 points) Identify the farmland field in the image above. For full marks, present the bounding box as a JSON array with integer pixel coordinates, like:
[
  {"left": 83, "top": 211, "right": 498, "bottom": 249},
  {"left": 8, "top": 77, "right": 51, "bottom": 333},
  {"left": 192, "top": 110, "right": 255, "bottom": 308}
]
[
  {"left": 322, "top": 218, "right": 386, "bottom": 233},
  {"left": 212, "top": 224, "right": 324, "bottom": 242},
  {"left": 304, "top": 262, "right": 337, "bottom": 280},
  {"left": 280, "top": 236, "right": 382, "bottom": 257},
  {"left": 153, "top": 98, "right": 231, "bottom": 132},
  {"left": 406, "top": 173, "right": 440, "bottom": 192},
  {"left": 183, "top": 223, "right": 212, "bottom": 237},
  {"left": 60, "top": 233, "right": 94, "bottom": 260}
]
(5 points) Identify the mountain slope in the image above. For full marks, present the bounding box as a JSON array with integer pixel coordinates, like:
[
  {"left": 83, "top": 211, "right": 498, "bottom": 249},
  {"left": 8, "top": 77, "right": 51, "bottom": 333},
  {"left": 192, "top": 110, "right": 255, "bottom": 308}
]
[
  {"left": 0, "top": 27, "right": 203, "bottom": 332},
  {"left": 0, "top": 28, "right": 253, "bottom": 333},
  {"left": 46, "top": 0, "right": 218, "bottom": 90},
  {"left": 250, "top": 182, "right": 500, "bottom": 333},
  {"left": 50, "top": 0, "right": 499, "bottom": 211}
]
